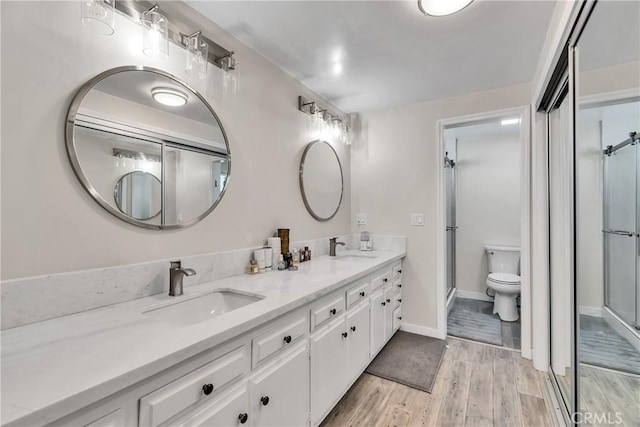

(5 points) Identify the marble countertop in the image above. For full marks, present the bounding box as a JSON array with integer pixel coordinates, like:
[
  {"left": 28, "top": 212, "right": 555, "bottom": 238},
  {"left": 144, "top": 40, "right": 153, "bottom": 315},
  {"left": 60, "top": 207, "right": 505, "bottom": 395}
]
[{"left": 1, "top": 250, "right": 404, "bottom": 426}]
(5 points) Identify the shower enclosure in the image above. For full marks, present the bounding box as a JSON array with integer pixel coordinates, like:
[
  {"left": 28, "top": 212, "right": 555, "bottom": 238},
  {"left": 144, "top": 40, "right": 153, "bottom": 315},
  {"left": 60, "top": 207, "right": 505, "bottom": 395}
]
[
  {"left": 445, "top": 152, "right": 457, "bottom": 298},
  {"left": 603, "top": 131, "right": 639, "bottom": 330}
]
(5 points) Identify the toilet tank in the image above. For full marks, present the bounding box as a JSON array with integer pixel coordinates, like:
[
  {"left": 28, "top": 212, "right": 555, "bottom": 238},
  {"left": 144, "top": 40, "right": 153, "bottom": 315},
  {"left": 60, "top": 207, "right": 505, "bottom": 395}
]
[{"left": 485, "top": 245, "right": 520, "bottom": 274}]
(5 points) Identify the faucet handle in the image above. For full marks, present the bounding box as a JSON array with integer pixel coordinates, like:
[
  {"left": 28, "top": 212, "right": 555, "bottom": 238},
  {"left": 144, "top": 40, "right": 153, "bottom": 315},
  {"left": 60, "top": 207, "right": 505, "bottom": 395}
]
[
  {"left": 170, "top": 260, "right": 182, "bottom": 269},
  {"left": 329, "top": 237, "right": 337, "bottom": 243}
]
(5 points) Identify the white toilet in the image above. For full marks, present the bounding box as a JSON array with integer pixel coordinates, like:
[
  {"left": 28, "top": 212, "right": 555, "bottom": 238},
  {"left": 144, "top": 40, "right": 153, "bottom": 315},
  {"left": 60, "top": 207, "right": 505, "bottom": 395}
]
[{"left": 485, "top": 245, "right": 521, "bottom": 321}]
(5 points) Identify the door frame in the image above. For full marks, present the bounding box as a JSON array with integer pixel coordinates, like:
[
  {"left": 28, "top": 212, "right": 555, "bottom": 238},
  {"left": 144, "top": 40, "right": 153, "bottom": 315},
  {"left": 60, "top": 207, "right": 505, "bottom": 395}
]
[{"left": 435, "top": 105, "right": 532, "bottom": 358}]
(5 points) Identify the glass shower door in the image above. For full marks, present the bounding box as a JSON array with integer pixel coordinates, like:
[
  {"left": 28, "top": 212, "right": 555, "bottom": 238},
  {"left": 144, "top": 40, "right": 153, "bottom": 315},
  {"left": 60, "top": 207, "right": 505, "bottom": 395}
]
[
  {"left": 604, "top": 140, "right": 638, "bottom": 329},
  {"left": 445, "top": 158, "right": 457, "bottom": 297}
]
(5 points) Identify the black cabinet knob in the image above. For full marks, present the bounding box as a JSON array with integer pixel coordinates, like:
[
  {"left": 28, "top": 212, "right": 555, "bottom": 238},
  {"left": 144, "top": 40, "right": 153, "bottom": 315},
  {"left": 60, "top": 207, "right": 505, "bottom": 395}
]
[
  {"left": 383, "top": 278, "right": 388, "bottom": 283},
  {"left": 238, "top": 413, "right": 248, "bottom": 424},
  {"left": 342, "top": 332, "right": 348, "bottom": 338},
  {"left": 351, "top": 326, "right": 356, "bottom": 332},
  {"left": 386, "top": 298, "right": 391, "bottom": 303},
  {"left": 399, "top": 298, "right": 402, "bottom": 303},
  {"left": 283, "top": 335, "right": 292, "bottom": 344},
  {"left": 330, "top": 308, "right": 337, "bottom": 315},
  {"left": 381, "top": 301, "right": 386, "bottom": 306},
  {"left": 202, "top": 383, "right": 214, "bottom": 395},
  {"left": 397, "top": 284, "right": 402, "bottom": 288},
  {"left": 398, "top": 269, "right": 402, "bottom": 273},
  {"left": 398, "top": 316, "right": 402, "bottom": 320},
  {"left": 360, "top": 291, "right": 366, "bottom": 297},
  {"left": 261, "top": 396, "right": 270, "bottom": 406}
]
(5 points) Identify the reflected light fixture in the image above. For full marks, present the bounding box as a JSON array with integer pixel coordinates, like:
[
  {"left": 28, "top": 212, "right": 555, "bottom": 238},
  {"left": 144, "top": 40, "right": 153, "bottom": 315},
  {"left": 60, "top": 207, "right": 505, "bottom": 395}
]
[
  {"left": 81, "top": 0, "right": 115, "bottom": 35},
  {"left": 418, "top": 0, "right": 474, "bottom": 16},
  {"left": 151, "top": 87, "right": 188, "bottom": 107},
  {"left": 141, "top": 4, "right": 169, "bottom": 58}
]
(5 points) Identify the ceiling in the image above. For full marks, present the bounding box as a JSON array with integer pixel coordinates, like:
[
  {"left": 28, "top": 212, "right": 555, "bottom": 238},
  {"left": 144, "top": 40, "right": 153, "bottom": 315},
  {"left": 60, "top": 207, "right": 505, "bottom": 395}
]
[{"left": 186, "top": 0, "right": 556, "bottom": 113}]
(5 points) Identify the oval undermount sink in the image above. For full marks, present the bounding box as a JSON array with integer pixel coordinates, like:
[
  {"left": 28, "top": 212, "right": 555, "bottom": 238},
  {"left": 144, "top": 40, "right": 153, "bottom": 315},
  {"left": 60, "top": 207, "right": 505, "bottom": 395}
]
[{"left": 143, "top": 290, "right": 264, "bottom": 326}]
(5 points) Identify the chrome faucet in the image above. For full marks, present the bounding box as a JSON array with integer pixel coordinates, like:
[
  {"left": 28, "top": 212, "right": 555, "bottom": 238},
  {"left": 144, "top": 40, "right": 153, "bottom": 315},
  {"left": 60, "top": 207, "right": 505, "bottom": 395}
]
[
  {"left": 169, "top": 260, "right": 196, "bottom": 296},
  {"left": 329, "top": 237, "right": 346, "bottom": 257}
]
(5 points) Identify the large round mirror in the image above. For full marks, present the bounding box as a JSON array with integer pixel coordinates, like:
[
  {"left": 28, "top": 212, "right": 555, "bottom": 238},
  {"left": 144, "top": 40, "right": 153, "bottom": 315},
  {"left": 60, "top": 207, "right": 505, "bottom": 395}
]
[
  {"left": 66, "top": 66, "right": 231, "bottom": 229},
  {"left": 299, "top": 140, "right": 343, "bottom": 221},
  {"left": 114, "top": 171, "right": 161, "bottom": 220}
]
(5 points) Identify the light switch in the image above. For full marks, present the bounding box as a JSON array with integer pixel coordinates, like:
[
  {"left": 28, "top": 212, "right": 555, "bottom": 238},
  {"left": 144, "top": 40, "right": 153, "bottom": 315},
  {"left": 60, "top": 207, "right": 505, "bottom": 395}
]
[
  {"left": 356, "top": 213, "right": 367, "bottom": 225},
  {"left": 411, "top": 213, "right": 424, "bottom": 226}
]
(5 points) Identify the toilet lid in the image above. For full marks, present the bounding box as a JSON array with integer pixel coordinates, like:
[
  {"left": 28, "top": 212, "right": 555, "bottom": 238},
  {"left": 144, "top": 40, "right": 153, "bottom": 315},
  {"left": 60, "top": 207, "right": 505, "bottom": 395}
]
[{"left": 488, "top": 273, "right": 521, "bottom": 284}]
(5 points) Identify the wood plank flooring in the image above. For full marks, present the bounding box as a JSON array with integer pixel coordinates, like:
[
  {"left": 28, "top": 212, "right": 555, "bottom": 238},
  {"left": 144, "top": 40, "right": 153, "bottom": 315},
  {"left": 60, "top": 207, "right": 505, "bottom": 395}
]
[{"left": 321, "top": 337, "right": 553, "bottom": 427}]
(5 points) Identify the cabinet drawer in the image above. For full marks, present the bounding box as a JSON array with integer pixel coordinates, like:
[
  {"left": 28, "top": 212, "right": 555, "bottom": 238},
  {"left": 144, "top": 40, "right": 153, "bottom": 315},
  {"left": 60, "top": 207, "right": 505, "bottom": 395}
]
[
  {"left": 346, "top": 282, "right": 369, "bottom": 309},
  {"left": 311, "top": 295, "right": 345, "bottom": 331},
  {"left": 393, "top": 293, "right": 402, "bottom": 309},
  {"left": 252, "top": 314, "right": 307, "bottom": 368},
  {"left": 139, "top": 345, "right": 248, "bottom": 427},
  {"left": 392, "top": 305, "right": 402, "bottom": 331},
  {"left": 393, "top": 279, "right": 402, "bottom": 294},
  {"left": 371, "top": 269, "right": 392, "bottom": 291},
  {"left": 175, "top": 383, "right": 249, "bottom": 427},
  {"left": 392, "top": 262, "right": 402, "bottom": 279}
]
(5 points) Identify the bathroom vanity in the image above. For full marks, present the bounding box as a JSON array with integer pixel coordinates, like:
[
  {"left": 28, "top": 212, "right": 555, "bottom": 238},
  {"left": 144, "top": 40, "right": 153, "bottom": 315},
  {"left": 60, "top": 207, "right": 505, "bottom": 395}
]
[{"left": 1, "top": 250, "right": 404, "bottom": 427}]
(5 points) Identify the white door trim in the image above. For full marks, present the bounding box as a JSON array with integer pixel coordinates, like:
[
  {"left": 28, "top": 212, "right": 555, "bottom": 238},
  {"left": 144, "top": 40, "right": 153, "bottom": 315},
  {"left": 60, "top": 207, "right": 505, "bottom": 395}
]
[{"left": 435, "top": 105, "right": 532, "bottom": 357}]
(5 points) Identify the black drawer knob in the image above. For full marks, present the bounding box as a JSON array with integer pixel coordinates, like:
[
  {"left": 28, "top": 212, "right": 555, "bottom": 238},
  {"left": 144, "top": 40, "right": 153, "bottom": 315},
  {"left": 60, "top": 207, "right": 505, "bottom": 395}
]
[
  {"left": 261, "top": 396, "right": 270, "bottom": 406},
  {"left": 386, "top": 298, "right": 391, "bottom": 303},
  {"left": 283, "top": 335, "right": 292, "bottom": 344},
  {"left": 383, "top": 278, "right": 388, "bottom": 282},
  {"left": 202, "top": 383, "right": 214, "bottom": 395},
  {"left": 238, "top": 413, "right": 248, "bottom": 424},
  {"left": 360, "top": 291, "right": 366, "bottom": 297},
  {"left": 381, "top": 301, "right": 386, "bottom": 306},
  {"left": 330, "top": 308, "right": 337, "bottom": 315},
  {"left": 398, "top": 316, "right": 402, "bottom": 320},
  {"left": 399, "top": 298, "right": 402, "bottom": 303},
  {"left": 351, "top": 326, "right": 356, "bottom": 332},
  {"left": 397, "top": 284, "right": 402, "bottom": 288},
  {"left": 342, "top": 332, "right": 348, "bottom": 338},
  {"left": 398, "top": 269, "right": 402, "bottom": 273}
]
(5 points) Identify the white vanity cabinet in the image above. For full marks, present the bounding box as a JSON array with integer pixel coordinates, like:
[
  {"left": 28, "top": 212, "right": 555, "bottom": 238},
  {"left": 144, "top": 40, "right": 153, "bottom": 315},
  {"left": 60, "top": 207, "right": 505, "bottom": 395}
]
[
  {"left": 173, "top": 383, "right": 249, "bottom": 427},
  {"left": 250, "top": 342, "right": 309, "bottom": 427}
]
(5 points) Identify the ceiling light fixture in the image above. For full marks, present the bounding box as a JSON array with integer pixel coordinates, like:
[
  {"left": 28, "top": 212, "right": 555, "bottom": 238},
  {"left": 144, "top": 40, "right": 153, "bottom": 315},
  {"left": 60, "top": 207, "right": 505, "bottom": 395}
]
[
  {"left": 501, "top": 118, "right": 521, "bottom": 126},
  {"left": 151, "top": 87, "right": 188, "bottom": 107},
  {"left": 418, "top": 0, "right": 474, "bottom": 17}
]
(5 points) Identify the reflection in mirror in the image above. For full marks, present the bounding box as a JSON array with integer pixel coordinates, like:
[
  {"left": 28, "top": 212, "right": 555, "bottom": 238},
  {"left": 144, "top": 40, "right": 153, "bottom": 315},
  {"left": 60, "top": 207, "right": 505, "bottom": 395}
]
[
  {"left": 299, "top": 141, "right": 343, "bottom": 221},
  {"left": 66, "top": 66, "right": 230, "bottom": 229},
  {"left": 576, "top": 1, "right": 640, "bottom": 424},
  {"left": 114, "top": 171, "right": 161, "bottom": 221}
]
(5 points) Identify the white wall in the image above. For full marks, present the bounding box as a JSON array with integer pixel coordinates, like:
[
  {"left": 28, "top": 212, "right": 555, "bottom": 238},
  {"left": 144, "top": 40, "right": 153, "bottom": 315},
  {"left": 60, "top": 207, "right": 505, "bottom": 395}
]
[
  {"left": 351, "top": 83, "right": 531, "bottom": 333},
  {"left": 0, "top": 1, "right": 350, "bottom": 280},
  {"left": 455, "top": 130, "right": 521, "bottom": 296}
]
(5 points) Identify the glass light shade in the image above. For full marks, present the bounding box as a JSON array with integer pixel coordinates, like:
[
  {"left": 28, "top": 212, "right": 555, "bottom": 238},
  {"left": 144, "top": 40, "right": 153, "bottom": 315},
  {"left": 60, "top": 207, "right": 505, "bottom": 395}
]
[
  {"left": 141, "top": 9, "right": 169, "bottom": 59},
  {"left": 151, "top": 87, "right": 188, "bottom": 107},
  {"left": 81, "top": 0, "right": 115, "bottom": 35},
  {"left": 418, "top": 0, "right": 474, "bottom": 16},
  {"left": 186, "top": 34, "right": 209, "bottom": 79}
]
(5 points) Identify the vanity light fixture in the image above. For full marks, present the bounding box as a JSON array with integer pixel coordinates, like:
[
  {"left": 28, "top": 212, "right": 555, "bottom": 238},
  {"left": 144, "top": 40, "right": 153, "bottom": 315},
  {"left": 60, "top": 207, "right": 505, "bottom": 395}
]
[
  {"left": 501, "top": 118, "right": 521, "bottom": 126},
  {"left": 297, "top": 96, "right": 351, "bottom": 145},
  {"left": 186, "top": 31, "right": 208, "bottom": 79},
  {"left": 141, "top": 4, "right": 169, "bottom": 59},
  {"left": 151, "top": 87, "right": 188, "bottom": 107},
  {"left": 418, "top": 0, "right": 474, "bottom": 16},
  {"left": 81, "top": 0, "right": 115, "bottom": 35}
]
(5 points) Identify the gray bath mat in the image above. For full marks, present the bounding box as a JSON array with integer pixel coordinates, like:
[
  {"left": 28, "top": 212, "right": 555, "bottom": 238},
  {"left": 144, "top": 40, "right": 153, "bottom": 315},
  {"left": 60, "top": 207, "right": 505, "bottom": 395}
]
[
  {"left": 447, "top": 307, "right": 503, "bottom": 346},
  {"left": 580, "top": 315, "right": 640, "bottom": 375},
  {"left": 365, "top": 331, "right": 446, "bottom": 393}
]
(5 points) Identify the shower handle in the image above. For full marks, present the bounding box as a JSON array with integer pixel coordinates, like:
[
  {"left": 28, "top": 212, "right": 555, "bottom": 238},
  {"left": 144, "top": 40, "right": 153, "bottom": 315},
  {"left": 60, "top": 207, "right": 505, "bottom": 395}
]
[
  {"left": 601, "top": 229, "right": 635, "bottom": 237},
  {"left": 446, "top": 226, "right": 458, "bottom": 231}
]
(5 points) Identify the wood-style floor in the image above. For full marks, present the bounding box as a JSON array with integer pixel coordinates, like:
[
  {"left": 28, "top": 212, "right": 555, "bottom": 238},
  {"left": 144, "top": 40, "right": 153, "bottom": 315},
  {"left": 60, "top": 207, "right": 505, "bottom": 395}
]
[{"left": 321, "top": 337, "right": 554, "bottom": 427}]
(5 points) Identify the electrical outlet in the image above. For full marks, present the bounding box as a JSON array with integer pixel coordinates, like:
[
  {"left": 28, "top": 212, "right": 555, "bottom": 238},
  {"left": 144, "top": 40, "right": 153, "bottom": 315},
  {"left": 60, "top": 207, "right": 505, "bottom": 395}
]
[
  {"left": 356, "top": 213, "right": 367, "bottom": 225},
  {"left": 411, "top": 213, "right": 424, "bottom": 226}
]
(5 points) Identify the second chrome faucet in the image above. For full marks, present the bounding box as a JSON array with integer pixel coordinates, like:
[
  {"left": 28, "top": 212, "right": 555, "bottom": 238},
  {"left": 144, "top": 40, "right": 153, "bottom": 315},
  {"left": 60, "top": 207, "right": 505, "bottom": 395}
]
[{"left": 169, "top": 260, "right": 197, "bottom": 296}]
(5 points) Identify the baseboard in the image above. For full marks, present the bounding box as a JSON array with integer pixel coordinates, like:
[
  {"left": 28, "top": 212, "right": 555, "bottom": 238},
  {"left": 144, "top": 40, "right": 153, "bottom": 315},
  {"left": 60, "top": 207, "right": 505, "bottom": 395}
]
[
  {"left": 579, "top": 306, "right": 602, "bottom": 317},
  {"left": 455, "top": 289, "right": 494, "bottom": 302},
  {"left": 602, "top": 307, "right": 640, "bottom": 353},
  {"left": 400, "top": 322, "right": 445, "bottom": 340}
]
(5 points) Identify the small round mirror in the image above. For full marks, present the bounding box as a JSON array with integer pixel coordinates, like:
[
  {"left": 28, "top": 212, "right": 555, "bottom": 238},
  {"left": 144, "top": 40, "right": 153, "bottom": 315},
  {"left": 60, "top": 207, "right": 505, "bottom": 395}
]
[
  {"left": 114, "top": 171, "right": 161, "bottom": 220},
  {"left": 299, "top": 140, "right": 343, "bottom": 221}
]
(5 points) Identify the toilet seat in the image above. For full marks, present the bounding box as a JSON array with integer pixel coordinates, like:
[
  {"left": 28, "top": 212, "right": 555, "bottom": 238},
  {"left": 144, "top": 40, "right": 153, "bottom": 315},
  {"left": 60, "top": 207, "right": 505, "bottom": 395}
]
[{"left": 488, "top": 273, "right": 520, "bottom": 285}]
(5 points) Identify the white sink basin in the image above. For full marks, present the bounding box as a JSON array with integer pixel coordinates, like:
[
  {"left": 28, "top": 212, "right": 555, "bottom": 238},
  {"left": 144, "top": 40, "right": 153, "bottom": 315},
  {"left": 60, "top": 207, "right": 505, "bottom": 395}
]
[{"left": 144, "top": 290, "right": 264, "bottom": 326}]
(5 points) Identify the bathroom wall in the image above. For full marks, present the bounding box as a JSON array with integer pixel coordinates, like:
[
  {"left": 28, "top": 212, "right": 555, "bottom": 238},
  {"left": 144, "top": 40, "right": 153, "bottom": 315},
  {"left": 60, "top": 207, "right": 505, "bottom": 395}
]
[
  {"left": 455, "top": 128, "right": 521, "bottom": 299},
  {"left": 351, "top": 82, "right": 531, "bottom": 334},
  {"left": 0, "top": 1, "right": 351, "bottom": 281}
]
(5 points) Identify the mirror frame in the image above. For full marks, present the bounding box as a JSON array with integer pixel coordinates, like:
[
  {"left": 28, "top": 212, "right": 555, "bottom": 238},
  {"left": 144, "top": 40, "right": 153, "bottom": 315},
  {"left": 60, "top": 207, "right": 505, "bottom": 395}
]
[
  {"left": 299, "top": 140, "right": 344, "bottom": 221},
  {"left": 114, "top": 171, "right": 162, "bottom": 221},
  {"left": 65, "top": 65, "right": 231, "bottom": 230}
]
